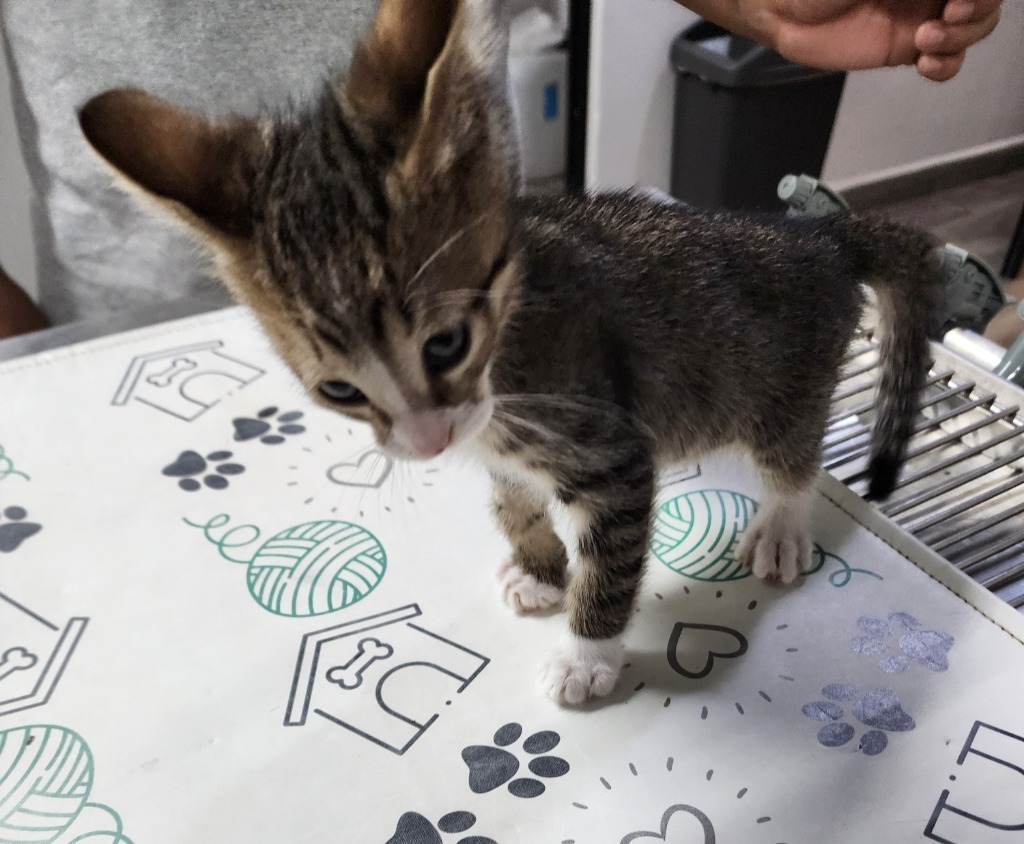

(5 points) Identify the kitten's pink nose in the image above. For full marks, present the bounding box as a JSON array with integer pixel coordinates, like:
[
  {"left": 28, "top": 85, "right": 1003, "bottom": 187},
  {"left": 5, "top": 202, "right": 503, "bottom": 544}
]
[{"left": 401, "top": 412, "right": 454, "bottom": 458}]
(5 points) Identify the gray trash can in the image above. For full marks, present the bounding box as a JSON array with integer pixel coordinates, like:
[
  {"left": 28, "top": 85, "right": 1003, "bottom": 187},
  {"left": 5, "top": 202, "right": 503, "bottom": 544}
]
[{"left": 670, "top": 21, "right": 846, "bottom": 211}]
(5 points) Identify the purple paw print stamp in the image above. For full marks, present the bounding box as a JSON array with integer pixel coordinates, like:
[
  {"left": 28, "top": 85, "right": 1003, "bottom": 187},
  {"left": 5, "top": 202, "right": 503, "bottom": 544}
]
[
  {"left": 851, "top": 612, "right": 954, "bottom": 673},
  {"left": 803, "top": 684, "right": 916, "bottom": 755}
]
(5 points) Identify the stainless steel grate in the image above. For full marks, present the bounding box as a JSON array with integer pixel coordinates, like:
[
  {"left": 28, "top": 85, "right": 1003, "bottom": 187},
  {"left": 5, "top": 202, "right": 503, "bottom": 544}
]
[{"left": 825, "top": 332, "right": 1024, "bottom": 611}]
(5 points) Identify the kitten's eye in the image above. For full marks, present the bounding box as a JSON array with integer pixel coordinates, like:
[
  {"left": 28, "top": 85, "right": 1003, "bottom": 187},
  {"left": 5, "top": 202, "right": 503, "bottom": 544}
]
[
  {"left": 423, "top": 323, "right": 470, "bottom": 374},
  {"left": 319, "top": 380, "right": 366, "bottom": 404}
]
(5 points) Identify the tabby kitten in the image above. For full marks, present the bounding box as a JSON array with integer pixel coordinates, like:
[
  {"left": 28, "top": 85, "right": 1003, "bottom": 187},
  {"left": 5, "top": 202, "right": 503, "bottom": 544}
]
[{"left": 79, "top": 0, "right": 940, "bottom": 705}]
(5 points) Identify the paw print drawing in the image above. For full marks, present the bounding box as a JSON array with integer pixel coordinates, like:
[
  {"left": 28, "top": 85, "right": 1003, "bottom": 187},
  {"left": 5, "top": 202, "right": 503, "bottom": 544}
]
[
  {"left": 385, "top": 810, "right": 496, "bottom": 844},
  {"left": 162, "top": 450, "right": 245, "bottom": 491},
  {"left": 802, "top": 684, "right": 915, "bottom": 755},
  {"left": 0, "top": 505, "right": 42, "bottom": 553},
  {"left": 851, "top": 612, "right": 954, "bottom": 673},
  {"left": 232, "top": 407, "right": 306, "bottom": 445},
  {"left": 462, "top": 722, "right": 570, "bottom": 798}
]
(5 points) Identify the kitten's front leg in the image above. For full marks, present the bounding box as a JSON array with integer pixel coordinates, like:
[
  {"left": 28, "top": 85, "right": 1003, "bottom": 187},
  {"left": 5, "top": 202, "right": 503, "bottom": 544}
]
[
  {"left": 738, "top": 444, "right": 818, "bottom": 583},
  {"left": 542, "top": 451, "right": 655, "bottom": 705},
  {"left": 491, "top": 475, "right": 568, "bottom": 613}
]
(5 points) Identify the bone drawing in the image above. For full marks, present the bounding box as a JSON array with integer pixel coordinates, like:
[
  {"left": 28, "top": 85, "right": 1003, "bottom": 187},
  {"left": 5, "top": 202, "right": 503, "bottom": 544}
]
[
  {"left": 326, "top": 638, "right": 394, "bottom": 690},
  {"left": 0, "top": 647, "right": 38, "bottom": 684}
]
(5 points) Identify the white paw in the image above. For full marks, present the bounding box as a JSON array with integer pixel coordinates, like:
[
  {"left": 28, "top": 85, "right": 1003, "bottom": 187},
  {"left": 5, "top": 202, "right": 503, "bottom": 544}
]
[
  {"left": 497, "top": 558, "right": 564, "bottom": 614},
  {"left": 540, "top": 634, "right": 623, "bottom": 706},
  {"left": 737, "top": 509, "right": 812, "bottom": 585}
]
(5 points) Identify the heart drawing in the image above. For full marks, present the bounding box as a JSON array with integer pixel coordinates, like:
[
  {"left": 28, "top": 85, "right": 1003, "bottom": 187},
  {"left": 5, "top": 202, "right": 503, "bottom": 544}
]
[
  {"left": 620, "top": 804, "right": 716, "bottom": 843},
  {"left": 667, "top": 622, "right": 748, "bottom": 680},
  {"left": 327, "top": 450, "right": 394, "bottom": 489}
]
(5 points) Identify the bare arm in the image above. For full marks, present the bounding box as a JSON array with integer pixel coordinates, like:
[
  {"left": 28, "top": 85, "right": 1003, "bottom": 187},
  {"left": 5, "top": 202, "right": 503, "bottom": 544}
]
[{"left": 674, "top": 0, "right": 1002, "bottom": 81}]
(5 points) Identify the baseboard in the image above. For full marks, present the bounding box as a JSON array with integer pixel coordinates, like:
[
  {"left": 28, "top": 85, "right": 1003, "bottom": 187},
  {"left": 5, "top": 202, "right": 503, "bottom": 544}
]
[{"left": 827, "top": 136, "right": 1024, "bottom": 209}]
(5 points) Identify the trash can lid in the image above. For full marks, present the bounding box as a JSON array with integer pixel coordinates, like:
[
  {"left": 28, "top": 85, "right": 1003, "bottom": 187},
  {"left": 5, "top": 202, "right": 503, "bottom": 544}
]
[{"left": 671, "top": 20, "right": 842, "bottom": 87}]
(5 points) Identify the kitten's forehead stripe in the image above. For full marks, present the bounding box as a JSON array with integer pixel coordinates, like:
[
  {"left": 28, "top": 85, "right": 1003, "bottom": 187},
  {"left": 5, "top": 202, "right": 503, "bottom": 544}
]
[
  {"left": 314, "top": 321, "right": 351, "bottom": 356},
  {"left": 369, "top": 296, "right": 386, "bottom": 343}
]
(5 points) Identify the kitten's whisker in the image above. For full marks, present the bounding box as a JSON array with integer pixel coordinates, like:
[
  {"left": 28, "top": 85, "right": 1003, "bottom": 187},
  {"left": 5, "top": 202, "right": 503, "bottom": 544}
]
[
  {"left": 491, "top": 408, "right": 588, "bottom": 455},
  {"left": 404, "top": 214, "right": 487, "bottom": 298},
  {"left": 494, "top": 392, "right": 621, "bottom": 415}
]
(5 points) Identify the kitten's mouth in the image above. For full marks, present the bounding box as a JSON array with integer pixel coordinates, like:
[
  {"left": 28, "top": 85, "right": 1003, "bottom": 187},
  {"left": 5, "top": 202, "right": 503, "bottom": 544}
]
[{"left": 386, "top": 398, "right": 494, "bottom": 461}]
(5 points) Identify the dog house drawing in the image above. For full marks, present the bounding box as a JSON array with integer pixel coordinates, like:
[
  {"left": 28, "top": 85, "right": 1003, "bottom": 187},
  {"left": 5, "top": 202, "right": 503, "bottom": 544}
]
[
  {"left": 925, "top": 720, "right": 1024, "bottom": 842},
  {"left": 112, "top": 341, "right": 264, "bottom": 421},
  {"left": 285, "top": 604, "right": 489, "bottom": 755},
  {"left": 0, "top": 591, "right": 87, "bottom": 718}
]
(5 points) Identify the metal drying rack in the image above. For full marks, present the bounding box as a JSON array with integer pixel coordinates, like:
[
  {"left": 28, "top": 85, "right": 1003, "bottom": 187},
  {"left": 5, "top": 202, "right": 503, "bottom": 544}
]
[{"left": 825, "top": 331, "right": 1024, "bottom": 611}]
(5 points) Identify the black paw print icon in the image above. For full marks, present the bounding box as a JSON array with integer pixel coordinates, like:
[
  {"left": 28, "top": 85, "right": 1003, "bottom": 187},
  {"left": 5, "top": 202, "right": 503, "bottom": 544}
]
[
  {"left": 162, "top": 450, "right": 245, "bottom": 491},
  {"left": 232, "top": 407, "right": 305, "bottom": 445},
  {"left": 0, "top": 506, "right": 42, "bottom": 553},
  {"left": 462, "top": 722, "right": 570, "bottom": 798}
]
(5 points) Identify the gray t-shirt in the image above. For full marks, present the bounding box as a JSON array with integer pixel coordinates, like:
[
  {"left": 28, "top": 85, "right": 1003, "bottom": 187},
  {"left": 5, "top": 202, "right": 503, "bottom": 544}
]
[{"left": 1, "top": 0, "right": 375, "bottom": 324}]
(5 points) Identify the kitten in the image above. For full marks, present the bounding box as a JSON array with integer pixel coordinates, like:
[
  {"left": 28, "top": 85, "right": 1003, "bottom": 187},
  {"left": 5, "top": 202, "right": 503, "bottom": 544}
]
[{"left": 79, "top": 0, "right": 941, "bottom": 705}]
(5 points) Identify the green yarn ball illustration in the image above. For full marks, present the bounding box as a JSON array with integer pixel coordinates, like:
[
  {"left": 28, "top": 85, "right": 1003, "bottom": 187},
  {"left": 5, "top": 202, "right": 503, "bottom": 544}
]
[
  {"left": 651, "top": 489, "right": 757, "bottom": 582},
  {"left": 651, "top": 488, "right": 881, "bottom": 587},
  {"left": 247, "top": 520, "right": 387, "bottom": 616},
  {"left": 187, "top": 515, "right": 387, "bottom": 617},
  {"left": 0, "top": 724, "right": 131, "bottom": 843}
]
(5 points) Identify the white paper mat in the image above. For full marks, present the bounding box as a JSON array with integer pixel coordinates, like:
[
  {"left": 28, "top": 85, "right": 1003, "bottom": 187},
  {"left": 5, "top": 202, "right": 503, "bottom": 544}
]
[{"left": 2, "top": 307, "right": 1023, "bottom": 844}]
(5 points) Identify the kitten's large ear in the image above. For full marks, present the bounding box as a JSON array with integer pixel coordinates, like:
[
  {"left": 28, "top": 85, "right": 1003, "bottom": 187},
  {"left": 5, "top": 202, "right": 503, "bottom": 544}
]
[
  {"left": 79, "top": 88, "right": 262, "bottom": 242},
  {"left": 347, "top": 0, "right": 520, "bottom": 184},
  {"left": 345, "top": 0, "right": 461, "bottom": 131}
]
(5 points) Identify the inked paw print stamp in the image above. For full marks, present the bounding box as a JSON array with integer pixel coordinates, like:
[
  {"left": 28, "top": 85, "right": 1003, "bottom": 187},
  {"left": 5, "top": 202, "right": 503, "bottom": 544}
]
[
  {"left": 851, "top": 612, "right": 954, "bottom": 673},
  {"left": 232, "top": 407, "right": 305, "bottom": 445},
  {"left": 462, "top": 722, "right": 570, "bottom": 798},
  {"left": 162, "top": 450, "right": 245, "bottom": 491},
  {"left": 385, "top": 810, "right": 496, "bottom": 844},
  {"left": 802, "top": 684, "right": 915, "bottom": 755},
  {"left": 0, "top": 506, "right": 42, "bottom": 553}
]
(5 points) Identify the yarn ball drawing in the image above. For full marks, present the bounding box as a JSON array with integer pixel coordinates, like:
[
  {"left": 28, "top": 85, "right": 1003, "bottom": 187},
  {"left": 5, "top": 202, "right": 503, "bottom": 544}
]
[
  {"left": 247, "top": 520, "right": 387, "bottom": 616},
  {"left": 186, "top": 515, "right": 387, "bottom": 617},
  {"left": 651, "top": 489, "right": 758, "bottom": 582},
  {"left": 0, "top": 723, "right": 131, "bottom": 843}
]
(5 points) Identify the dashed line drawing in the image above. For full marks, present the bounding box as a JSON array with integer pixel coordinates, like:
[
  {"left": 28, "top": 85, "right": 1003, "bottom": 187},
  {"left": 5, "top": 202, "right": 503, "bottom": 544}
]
[{"left": 285, "top": 604, "right": 488, "bottom": 755}]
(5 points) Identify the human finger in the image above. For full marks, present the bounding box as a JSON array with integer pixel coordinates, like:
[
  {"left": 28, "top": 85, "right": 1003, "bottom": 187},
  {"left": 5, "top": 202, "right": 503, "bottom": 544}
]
[
  {"left": 943, "top": 0, "right": 1001, "bottom": 26},
  {"left": 916, "top": 51, "right": 966, "bottom": 82},
  {"left": 916, "top": 11, "right": 1000, "bottom": 56}
]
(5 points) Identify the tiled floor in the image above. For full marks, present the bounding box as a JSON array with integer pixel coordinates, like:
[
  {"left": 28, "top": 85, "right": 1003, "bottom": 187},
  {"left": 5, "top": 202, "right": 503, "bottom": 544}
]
[{"left": 862, "top": 167, "right": 1024, "bottom": 279}]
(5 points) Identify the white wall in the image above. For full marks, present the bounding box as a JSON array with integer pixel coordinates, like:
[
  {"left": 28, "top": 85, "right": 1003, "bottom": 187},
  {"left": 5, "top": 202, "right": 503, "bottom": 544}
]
[
  {"left": 824, "top": 0, "right": 1024, "bottom": 187},
  {"left": 587, "top": 0, "right": 1024, "bottom": 192},
  {"left": 0, "top": 31, "right": 38, "bottom": 300}
]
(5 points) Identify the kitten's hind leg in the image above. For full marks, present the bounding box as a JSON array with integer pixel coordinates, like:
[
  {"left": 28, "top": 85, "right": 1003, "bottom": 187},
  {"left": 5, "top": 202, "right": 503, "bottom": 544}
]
[
  {"left": 491, "top": 476, "right": 567, "bottom": 613},
  {"left": 542, "top": 449, "right": 655, "bottom": 705},
  {"left": 737, "top": 454, "right": 817, "bottom": 584}
]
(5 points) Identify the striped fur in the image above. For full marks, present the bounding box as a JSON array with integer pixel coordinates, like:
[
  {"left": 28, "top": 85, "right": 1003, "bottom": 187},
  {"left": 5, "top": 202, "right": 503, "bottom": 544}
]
[{"left": 79, "top": 0, "right": 942, "bottom": 704}]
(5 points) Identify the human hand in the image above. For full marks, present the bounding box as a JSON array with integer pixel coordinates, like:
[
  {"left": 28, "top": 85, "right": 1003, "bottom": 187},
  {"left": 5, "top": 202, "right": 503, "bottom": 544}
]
[{"left": 679, "top": 0, "right": 1002, "bottom": 81}]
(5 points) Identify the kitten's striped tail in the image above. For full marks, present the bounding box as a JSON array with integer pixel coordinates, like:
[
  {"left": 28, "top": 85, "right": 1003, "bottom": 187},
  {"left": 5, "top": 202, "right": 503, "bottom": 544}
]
[{"left": 832, "top": 214, "right": 943, "bottom": 501}]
